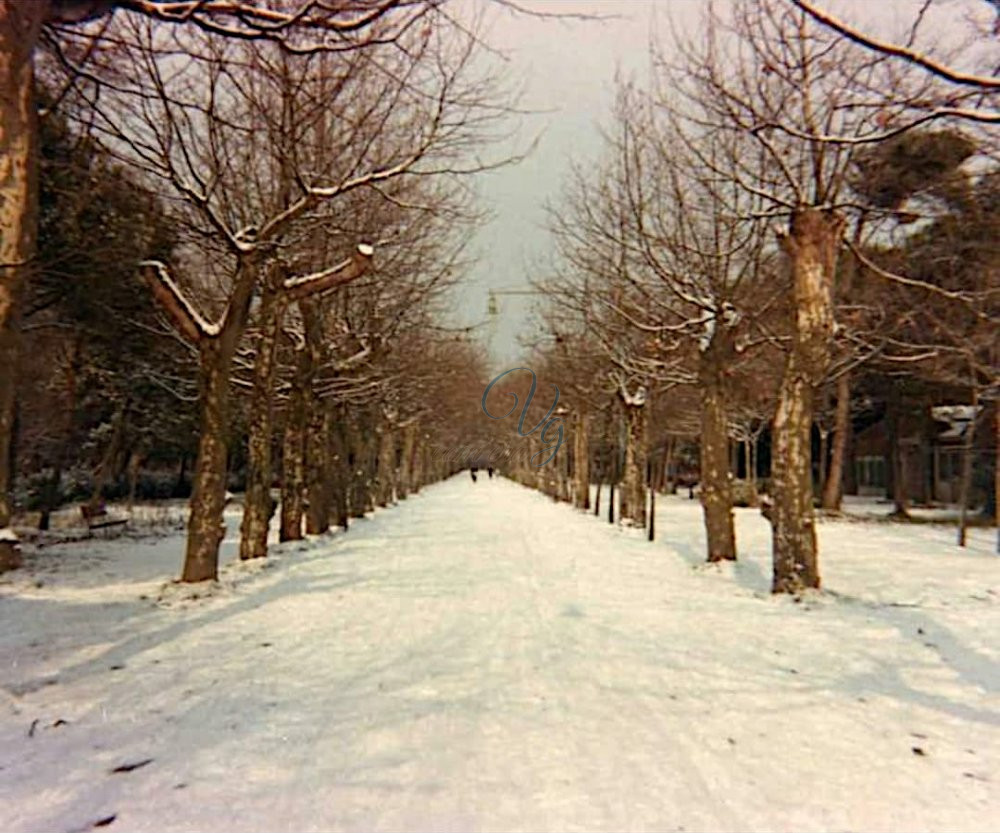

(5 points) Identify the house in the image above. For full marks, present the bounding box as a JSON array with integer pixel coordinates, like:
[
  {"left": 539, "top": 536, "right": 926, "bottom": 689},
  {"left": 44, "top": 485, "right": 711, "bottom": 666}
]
[{"left": 852, "top": 403, "right": 991, "bottom": 506}]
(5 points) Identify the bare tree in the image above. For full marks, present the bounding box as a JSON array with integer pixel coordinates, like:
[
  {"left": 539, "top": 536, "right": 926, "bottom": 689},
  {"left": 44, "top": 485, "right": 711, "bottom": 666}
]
[
  {"left": 660, "top": 0, "right": 942, "bottom": 591},
  {"left": 0, "top": 0, "right": 458, "bottom": 570}
]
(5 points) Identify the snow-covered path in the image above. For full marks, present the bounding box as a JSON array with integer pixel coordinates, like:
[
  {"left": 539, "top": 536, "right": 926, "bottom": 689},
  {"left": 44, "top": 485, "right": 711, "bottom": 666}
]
[{"left": 1, "top": 476, "right": 997, "bottom": 832}]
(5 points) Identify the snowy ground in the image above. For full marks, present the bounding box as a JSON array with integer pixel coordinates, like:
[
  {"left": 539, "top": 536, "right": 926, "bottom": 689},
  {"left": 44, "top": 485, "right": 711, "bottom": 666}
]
[{"left": 0, "top": 476, "right": 997, "bottom": 832}]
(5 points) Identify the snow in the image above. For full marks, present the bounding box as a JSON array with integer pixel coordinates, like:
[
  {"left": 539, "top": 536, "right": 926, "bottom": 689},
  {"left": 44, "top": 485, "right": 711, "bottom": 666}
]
[
  {"left": 139, "top": 260, "right": 222, "bottom": 338},
  {"left": 0, "top": 478, "right": 997, "bottom": 831},
  {"left": 0, "top": 527, "right": 18, "bottom": 544},
  {"left": 621, "top": 386, "right": 647, "bottom": 407},
  {"left": 932, "top": 405, "right": 981, "bottom": 440},
  {"left": 282, "top": 256, "right": 354, "bottom": 290}
]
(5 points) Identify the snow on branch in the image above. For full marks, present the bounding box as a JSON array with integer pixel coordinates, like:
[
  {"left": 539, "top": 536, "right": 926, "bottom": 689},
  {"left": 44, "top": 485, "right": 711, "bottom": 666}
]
[
  {"left": 139, "top": 261, "right": 221, "bottom": 343},
  {"left": 282, "top": 244, "right": 374, "bottom": 301},
  {"left": 791, "top": 1, "right": 1000, "bottom": 92},
  {"left": 120, "top": 1, "right": 402, "bottom": 39}
]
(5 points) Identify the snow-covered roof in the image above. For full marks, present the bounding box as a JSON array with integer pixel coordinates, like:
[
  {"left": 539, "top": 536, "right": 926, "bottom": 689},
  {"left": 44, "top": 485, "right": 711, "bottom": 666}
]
[{"left": 931, "top": 405, "right": 981, "bottom": 441}]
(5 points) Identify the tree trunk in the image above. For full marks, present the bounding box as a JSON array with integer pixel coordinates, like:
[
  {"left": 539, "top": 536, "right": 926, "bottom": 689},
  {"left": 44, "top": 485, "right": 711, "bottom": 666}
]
[
  {"left": 279, "top": 366, "right": 307, "bottom": 541},
  {"left": 771, "top": 208, "right": 843, "bottom": 593},
  {"left": 700, "top": 359, "right": 736, "bottom": 562},
  {"left": 305, "top": 402, "right": 332, "bottom": 535},
  {"left": 887, "top": 380, "right": 910, "bottom": 517},
  {"left": 822, "top": 372, "right": 850, "bottom": 511},
  {"left": 742, "top": 439, "right": 758, "bottom": 507},
  {"left": 957, "top": 387, "right": 978, "bottom": 548},
  {"left": 574, "top": 411, "right": 590, "bottom": 510},
  {"left": 126, "top": 450, "right": 141, "bottom": 511},
  {"left": 329, "top": 409, "right": 350, "bottom": 530},
  {"left": 410, "top": 434, "right": 424, "bottom": 495},
  {"left": 0, "top": 3, "right": 45, "bottom": 571},
  {"left": 817, "top": 428, "right": 829, "bottom": 499},
  {"left": 303, "top": 403, "right": 328, "bottom": 536},
  {"left": 363, "top": 427, "right": 377, "bottom": 512},
  {"left": 994, "top": 398, "right": 999, "bottom": 554},
  {"left": 90, "top": 396, "right": 128, "bottom": 511},
  {"left": 844, "top": 415, "right": 858, "bottom": 496},
  {"left": 239, "top": 284, "right": 283, "bottom": 559},
  {"left": 620, "top": 400, "right": 647, "bottom": 527},
  {"left": 375, "top": 423, "right": 395, "bottom": 508},
  {"left": 347, "top": 419, "right": 368, "bottom": 517},
  {"left": 398, "top": 423, "right": 415, "bottom": 499},
  {"left": 183, "top": 343, "right": 232, "bottom": 582}
]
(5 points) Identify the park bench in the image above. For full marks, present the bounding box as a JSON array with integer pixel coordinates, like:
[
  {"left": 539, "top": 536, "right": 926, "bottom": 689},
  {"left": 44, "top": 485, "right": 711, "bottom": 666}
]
[{"left": 80, "top": 504, "right": 128, "bottom": 534}]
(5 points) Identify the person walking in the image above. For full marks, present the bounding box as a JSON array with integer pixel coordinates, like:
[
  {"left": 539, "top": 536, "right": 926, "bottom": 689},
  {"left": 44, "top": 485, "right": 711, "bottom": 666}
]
[{"left": 470, "top": 466, "right": 478, "bottom": 483}]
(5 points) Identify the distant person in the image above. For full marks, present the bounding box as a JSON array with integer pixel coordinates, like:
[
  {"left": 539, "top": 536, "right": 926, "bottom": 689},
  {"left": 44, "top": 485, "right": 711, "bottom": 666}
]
[
  {"left": 470, "top": 466, "right": 478, "bottom": 482},
  {"left": 488, "top": 466, "right": 494, "bottom": 479}
]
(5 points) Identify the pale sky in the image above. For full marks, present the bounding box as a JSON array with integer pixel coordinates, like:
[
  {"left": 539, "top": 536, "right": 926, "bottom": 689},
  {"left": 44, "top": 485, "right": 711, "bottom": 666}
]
[
  {"left": 454, "top": 0, "right": 667, "bottom": 369},
  {"left": 450, "top": 0, "right": 992, "bottom": 369}
]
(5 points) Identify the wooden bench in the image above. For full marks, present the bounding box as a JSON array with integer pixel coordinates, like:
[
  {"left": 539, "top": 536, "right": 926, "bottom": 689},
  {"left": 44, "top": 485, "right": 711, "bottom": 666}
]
[{"left": 81, "top": 504, "right": 128, "bottom": 534}]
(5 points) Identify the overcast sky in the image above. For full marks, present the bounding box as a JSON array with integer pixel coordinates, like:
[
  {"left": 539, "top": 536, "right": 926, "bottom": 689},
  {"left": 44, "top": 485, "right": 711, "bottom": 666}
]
[
  {"left": 452, "top": 0, "right": 664, "bottom": 370},
  {"left": 449, "top": 0, "right": 991, "bottom": 370}
]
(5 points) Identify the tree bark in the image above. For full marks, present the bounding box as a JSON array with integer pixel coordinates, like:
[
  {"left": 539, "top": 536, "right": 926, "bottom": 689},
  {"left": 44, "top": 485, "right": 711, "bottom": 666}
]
[
  {"left": 279, "top": 361, "right": 307, "bottom": 541},
  {"left": 183, "top": 343, "right": 231, "bottom": 582},
  {"left": 994, "top": 398, "right": 999, "bottom": 554},
  {"left": 0, "top": 2, "right": 45, "bottom": 570},
  {"left": 574, "top": 411, "right": 590, "bottom": 510},
  {"left": 239, "top": 282, "right": 283, "bottom": 559},
  {"left": 347, "top": 418, "right": 369, "bottom": 517},
  {"left": 957, "top": 387, "right": 977, "bottom": 548},
  {"left": 398, "top": 422, "right": 416, "bottom": 499},
  {"left": 305, "top": 401, "right": 332, "bottom": 535},
  {"left": 126, "top": 450, "right": 141, "bottom": 511},
  {"left": 375, "top": 423, "right": 396, "bottom": 507},
  {"left": 771, "top": 208, "right": 844, "bottom": 593},
  {"left": 699, "top": 353, "right": 736, "bottom": 562},
  {"left": 620, "top": 399, "right": 646, "bottom": 527},
  {"left": 89, "top": 395, "right": 128, "bottom": 512},
  {"left": 886, "top": 380, "right": 910, "bottom": 517},
  {"left": 821, "top": 372, "right": 850, "bottom": 511},
  {"left": 329, "top": 408, "right": 350, "bottom": 530}
]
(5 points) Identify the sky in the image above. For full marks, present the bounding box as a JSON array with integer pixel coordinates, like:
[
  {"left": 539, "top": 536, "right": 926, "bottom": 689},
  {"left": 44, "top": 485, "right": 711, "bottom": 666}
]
[
  {"left": 452, "top": 0, "right": 668, "bottom": 369},
  {"left": 447, "top": 0, "right": 993, "bottom": 371}
]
